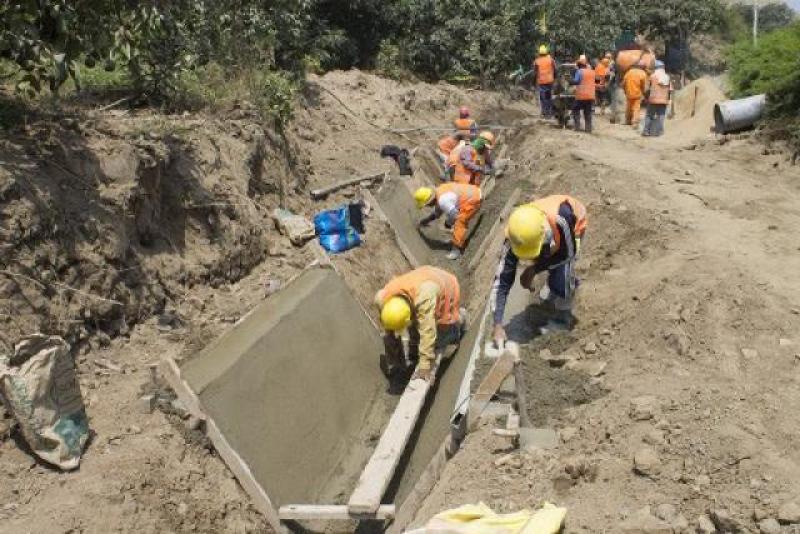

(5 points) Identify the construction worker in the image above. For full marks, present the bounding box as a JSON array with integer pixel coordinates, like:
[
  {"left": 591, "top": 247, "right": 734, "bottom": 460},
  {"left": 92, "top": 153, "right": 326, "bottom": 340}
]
[
  {"left": 415, "top": 182, "right": 482, "bottom": 260},
  {"left": 477, "top": 130, "right": 496, "bottom": 171},
  {"left": 570, "top": 55, "right": 596, "bottom": 133},
  {"left": 491, "top": 195, "right": 587, "bottom": 344},
  {"left": 447, "top": 134, "right": 494, "bottom": 186},
  {"left": 595, "top": 55, "right": 612, "bottom": 115},
  {"left": 642, "top": 60, "right": 672, "bottom": 137},
  {"left": 622, "top": 61, "right": 648, "bottom": 127},
  {"left": 533, "top": 45, "right": 557, "bottom": 119},
  {"left": 453, "top": 106, "right": 478, "bottom": 140},
  {"left": 436, "top": 135, "right": 465, "bottom": 174},
  {"left": 375, "top": 267, "right": 465, "bottom": 387}
]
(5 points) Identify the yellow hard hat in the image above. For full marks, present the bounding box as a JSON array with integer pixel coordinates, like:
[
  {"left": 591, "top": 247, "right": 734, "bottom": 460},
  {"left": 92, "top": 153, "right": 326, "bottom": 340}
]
[
  {"left": 381, "top": 296, "right": 412, "bottom": 333},
  {"left": 505, "top": 205, "right": 547, "bottom": 260},
  {"left": 413, "top": 187, "right": 435, "bottom": 209},
  {"left": 538, "top": 45, "right": 549, "bottom": 55},
  {"left": 479, "top": 131, "right": 496, "bottom": 149}
]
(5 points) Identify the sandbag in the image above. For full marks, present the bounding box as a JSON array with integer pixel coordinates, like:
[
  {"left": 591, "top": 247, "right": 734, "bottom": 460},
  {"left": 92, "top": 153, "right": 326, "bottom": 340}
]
[{"left": 0, "top": 334, "right": 89, "bottom": 470}]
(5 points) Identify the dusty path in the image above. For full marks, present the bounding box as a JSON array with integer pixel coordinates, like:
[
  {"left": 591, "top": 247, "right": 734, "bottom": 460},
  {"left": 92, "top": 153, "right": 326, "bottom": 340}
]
[{"left": 412, "top": 105, "right": 800, "bottom": 532}]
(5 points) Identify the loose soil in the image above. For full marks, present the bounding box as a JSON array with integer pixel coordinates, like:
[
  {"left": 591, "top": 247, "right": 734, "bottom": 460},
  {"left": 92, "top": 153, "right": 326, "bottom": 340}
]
[{"left": 1, "top": 68, "right": 799, "bottom": 534}]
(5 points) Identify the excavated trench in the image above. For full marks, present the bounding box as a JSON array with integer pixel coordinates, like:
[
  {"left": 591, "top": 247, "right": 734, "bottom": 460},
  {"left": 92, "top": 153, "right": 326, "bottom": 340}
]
[{"left": 167, "top": 125, "right": 537, "bottom": 533}]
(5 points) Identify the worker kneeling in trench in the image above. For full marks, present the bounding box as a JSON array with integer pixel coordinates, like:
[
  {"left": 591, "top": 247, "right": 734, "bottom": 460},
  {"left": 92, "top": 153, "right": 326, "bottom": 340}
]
[
  {"left": 491, "top": 195, "right": 588, "bottom": 343},
  {"left": 414, "top": 182, "right": 482, "bottom": 260},
  {"left": 375, "top": 267, "right": 467, "bottom": 393}
]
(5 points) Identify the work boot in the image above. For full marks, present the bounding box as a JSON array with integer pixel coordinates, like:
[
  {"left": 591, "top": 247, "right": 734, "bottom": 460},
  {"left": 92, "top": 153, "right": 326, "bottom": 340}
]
[{"left": 446, "top": 248, "right": 462, "bottom": 260}]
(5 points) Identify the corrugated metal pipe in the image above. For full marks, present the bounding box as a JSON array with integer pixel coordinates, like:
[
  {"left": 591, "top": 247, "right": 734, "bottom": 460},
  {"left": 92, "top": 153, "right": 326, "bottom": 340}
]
[{"left": 714, "top": 94, "right": 767, "bottom": 134}]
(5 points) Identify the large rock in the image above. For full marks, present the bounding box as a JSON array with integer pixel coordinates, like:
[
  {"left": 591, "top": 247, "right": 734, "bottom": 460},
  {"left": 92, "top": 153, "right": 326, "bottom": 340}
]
[
  {"left": 633, "top": 446, "right": 661, "bottom": 477},
  {"left": 618, "top": 507, "right": 673, "bottom": 534},
  {"left": 757, "top": 518, "right": 781, "bottom": 534},
  {"left": 709, "top": 509, "right": 742, "bottom": 533},
  {"left": 697, "top": 514, "right": 717, "bottom": 533},
  {"left": 778, "top": 501, "right": 800, "bottom": 524},
  {"left": 630, "top": 396, "right": 659, "bottom": 421}
]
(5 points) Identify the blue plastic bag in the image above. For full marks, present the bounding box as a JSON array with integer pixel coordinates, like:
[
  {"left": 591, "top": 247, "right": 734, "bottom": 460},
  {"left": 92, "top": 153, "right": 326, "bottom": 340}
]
[
  {"left": 314, "top": 207, "right": 351, "bottom": 236},
  {"left": 318, "top": 228, "right": 362, "bottom": 253}
]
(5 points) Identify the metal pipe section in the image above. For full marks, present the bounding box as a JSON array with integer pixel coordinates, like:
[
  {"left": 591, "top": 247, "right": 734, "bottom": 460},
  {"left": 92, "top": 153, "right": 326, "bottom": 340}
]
[{"left": 714, "top": 94, "right": 766, "bottom": 134}]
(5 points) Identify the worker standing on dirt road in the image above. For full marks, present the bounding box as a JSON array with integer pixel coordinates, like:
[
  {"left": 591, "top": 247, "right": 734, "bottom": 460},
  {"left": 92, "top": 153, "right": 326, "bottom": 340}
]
[
  {"left": 375, "top": 267, "right": 465, "bottom": 388},
  {"left": 448, "top": 135, "right": 494, "bottom": 186},
  {"left": 595, "top": 56, "right": 612, "bottom": 115},
  {"left": 491, "top": 195, "right": 587, "bottom": 343},
  {"left": 570, "top": 55, "right": 596, "bottom": 133},
  {"left": 623, "top": 62, "right": 648, "bottom": 128},
  {"left": 642, "top": 60, "right": 673, "bottom": 137},
  {"left": 533, "top": 45, "right": 557, "bottom": 119},
  {"left": 415, "top": 182, "right": 482, "bottom": 260}
]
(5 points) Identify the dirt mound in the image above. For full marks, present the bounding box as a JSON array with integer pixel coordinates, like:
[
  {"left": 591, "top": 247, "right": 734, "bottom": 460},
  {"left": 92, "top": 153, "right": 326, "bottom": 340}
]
[{"left": 671, "top": 76, "right": 727, "bottom": 138}]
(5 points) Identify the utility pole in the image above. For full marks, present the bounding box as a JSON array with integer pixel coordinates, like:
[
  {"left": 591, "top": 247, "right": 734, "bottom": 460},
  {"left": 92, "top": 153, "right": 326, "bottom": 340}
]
[{"left": 753, "top": 0, "right": 760, "bottom": 46}]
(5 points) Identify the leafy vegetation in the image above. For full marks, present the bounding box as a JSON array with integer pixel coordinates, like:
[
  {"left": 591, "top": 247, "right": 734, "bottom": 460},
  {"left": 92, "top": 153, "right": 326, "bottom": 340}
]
[
  {"left": 1, "top": 0, "right": 731, "bottom": 117},
  {"left": 729, "top": 21, "right": 800, "bottom": 116}
]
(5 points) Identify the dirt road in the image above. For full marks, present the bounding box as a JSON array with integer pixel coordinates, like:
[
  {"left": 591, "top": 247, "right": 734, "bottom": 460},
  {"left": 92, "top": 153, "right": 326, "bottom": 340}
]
[{"left": 412, "top": 93, "right": 800, "bottom": 532}]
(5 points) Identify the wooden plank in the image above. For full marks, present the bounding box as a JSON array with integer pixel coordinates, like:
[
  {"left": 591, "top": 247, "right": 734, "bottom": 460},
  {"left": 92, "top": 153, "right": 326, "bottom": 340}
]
[
  {"left": 310, "top": 171, "right": 387, "bottom": 199},
  {"left": 467, "top": 351, "right": 516, "bottom": 429},
  {"left": 347, "top": 353, "right": 443, "bottom": 515},
  {"left": 159, "top": 356, "right": 285, "bottom": 532},
  {"left": 279, "top": 504, "right": 395, "bottom": 521}
]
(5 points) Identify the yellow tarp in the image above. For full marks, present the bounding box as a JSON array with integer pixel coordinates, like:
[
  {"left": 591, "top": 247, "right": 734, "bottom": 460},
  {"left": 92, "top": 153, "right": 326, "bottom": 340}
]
[{"left": 407, "top": 502, "right": 567, "bottom": 534}]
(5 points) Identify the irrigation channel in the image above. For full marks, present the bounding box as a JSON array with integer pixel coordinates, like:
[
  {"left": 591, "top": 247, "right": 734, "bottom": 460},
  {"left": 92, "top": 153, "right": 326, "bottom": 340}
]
[{"left": 161, "top": 135, "right": 538, "bottom": 533}]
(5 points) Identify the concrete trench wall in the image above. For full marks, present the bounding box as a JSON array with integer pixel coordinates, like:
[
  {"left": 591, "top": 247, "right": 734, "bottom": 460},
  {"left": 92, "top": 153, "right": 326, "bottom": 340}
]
[
  {"left": 179, "top": 266, "right": 388, "bottom": 507},
  {"left": 171, "top": 145, "right": 519, "bottom": 532}
]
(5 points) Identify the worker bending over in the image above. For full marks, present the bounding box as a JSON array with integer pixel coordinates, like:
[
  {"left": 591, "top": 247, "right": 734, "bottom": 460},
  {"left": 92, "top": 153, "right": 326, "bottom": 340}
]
[
  {"left": 570, "top": 55, "right": 595, "bottom": 133},
  {"left": 376, "top": 267, "right": 465, "bottom": 388},
  {"left": 415, "top": 182, "right": 482, "bottom": 260},
  {"left": 448, "top": 132, "right": 495, "bottom": 186},
  {"left": 436, "top": 106, "right": 478, "bottom": 172},
  {"left": 533, "top": 45, "right": 557, "bottom": 119},
  {"left": 491, "top": 195, "right": 588, "bottom": 344},
  {"left": 643, "top": 60, "right": 672, "bottom": 137},
  {"left": 623, "top": 61, "right": 648, "bottom": 127}
]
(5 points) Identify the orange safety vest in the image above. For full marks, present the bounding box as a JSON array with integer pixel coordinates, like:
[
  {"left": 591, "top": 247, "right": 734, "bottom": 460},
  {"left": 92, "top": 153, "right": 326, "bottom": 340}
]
[
  {"left": 379, "top": 266, "right": 461, "bottom": 326},
  {"left": 595, "top": 63, "right": 609, "bottom": 89},
  {"left": 436, "top": 182, "right": 482, "bottom": 210},
  {"left": 448, "top": 144, "right": 483, "bottom": 186},
  {"left": 437, "top": 136, "right": 459, "bottom": 156},
  {"left": 530, "top": 195, "right": 588, "bottom": 254},
  {"left": 648, "top": 73, "right": 671, "bottom": 105},
  {"left": 534, "top": 55, "right": 555, "bottom": 85},
  {"left": 453, "top": 118, "right": 476, "bottom": 137},
  {"left": 575, "top": 67, "right": 596, "bottom": 101}
]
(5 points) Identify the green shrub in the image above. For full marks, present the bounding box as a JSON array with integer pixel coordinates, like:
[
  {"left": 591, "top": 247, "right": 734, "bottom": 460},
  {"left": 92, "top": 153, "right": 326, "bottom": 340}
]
[{"left": 728, "top": 22, "right": 800, "bottom": 116}]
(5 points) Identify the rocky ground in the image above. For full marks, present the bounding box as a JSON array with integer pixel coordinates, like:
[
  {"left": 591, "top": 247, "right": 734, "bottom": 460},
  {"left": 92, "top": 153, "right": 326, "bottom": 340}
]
[{"left": 1, "top": 70, "right": 799, "bottom": 534}]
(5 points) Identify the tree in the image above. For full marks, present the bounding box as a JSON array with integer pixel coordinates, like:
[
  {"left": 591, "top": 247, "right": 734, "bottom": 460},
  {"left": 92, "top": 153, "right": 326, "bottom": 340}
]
[{"left": 736, "top": 2, "right": 797, "bottom": 34}]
